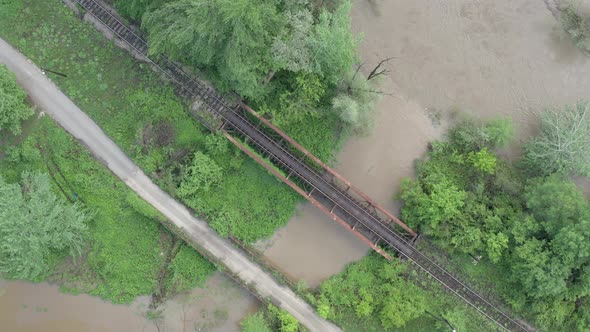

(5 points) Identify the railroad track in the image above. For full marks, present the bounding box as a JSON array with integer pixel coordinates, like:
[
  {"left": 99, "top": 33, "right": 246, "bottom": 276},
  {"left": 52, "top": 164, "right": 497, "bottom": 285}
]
[{"left": 75, "top": 1, "right": 532, "bottom": 331}]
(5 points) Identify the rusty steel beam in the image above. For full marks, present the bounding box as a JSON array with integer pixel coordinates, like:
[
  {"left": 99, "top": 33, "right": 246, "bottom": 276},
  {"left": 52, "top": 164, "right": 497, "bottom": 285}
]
[
  {"left": 222, "top": 130, "right": 392, "bottom": 260},
  {"left": 239, "top": 103, "right": 417, "bottom": 238}
]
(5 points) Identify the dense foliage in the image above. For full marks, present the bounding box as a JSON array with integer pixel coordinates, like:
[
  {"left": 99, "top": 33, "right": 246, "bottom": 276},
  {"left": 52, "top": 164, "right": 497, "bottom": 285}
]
[
  {"left": 313, "top": 254, "right": 497, "bottom": 332},
  {"left": 399, "top": 115, "right": 590, "bottom": 330},
  {"left": 399, "top": 117, "right": 514, "bottom": 261},
  {"left": 240, "top": 304, "right": 301, "bottom": 332},
  {"left": 0, "top": 64, "right": 33, "bottom": 135},
  {"left": 0, "top": 172, "right": 90, "bottom": 280},
  {"left": 317, "top": 255, "right": 428, "bottom": 329},
  {"left": 129, "top": 0, "right": 376, "bottom": 142}
]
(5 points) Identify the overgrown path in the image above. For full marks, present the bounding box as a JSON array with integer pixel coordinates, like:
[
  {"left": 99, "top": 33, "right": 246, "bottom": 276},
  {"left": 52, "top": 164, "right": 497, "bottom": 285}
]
[{"left": 0, "top": 37, "right": 340, "bottom": 332}]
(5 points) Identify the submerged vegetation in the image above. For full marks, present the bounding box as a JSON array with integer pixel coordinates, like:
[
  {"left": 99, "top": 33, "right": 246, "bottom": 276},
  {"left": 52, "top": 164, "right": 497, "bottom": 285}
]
[{"left": 559, "top": 2, "right": 590, "bottom": 54}]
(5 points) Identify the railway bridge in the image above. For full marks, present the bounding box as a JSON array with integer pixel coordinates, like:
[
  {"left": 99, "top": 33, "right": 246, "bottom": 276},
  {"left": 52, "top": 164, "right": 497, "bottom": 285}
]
[{"left": 75, "top": 1, "right": 532, "bottom": 331}]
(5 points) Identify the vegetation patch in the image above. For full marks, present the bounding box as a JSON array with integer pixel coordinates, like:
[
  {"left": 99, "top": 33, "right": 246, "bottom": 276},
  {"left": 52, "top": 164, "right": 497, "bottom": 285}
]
[
  {"left": 241, "top": 303, "right": 302, "bottom": 332},
  {"left": 0, "top": 0, "right": 215, "bottom": 303},
  {"left": 312, "top": 254, "right": 497, "bottom": 332},
  {"left": 398, "top": 111, "right": 590, "bottom": 331}
]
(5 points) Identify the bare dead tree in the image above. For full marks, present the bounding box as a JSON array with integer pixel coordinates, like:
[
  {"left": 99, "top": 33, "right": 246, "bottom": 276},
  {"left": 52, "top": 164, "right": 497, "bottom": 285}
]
[
  {"left": 345, "top": 57, "right": 396, "bottom": 96},
  {"left": 351, "top": 61, "right": 366, "bottom": 83},
  {"left": 366, "top": 57, "right": 395, "bottom": 81}
]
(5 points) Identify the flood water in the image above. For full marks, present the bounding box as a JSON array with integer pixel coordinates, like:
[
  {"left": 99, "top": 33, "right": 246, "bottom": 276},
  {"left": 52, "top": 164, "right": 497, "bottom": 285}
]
[
  {"left": 0, "top": 273, "right": 257, "bottom": 332},
  {"left": 262, "top": 0, "right": 590, "bottom": 286},
  {"left": 4, "top": 0, "right": 590, "bottom": 329}
]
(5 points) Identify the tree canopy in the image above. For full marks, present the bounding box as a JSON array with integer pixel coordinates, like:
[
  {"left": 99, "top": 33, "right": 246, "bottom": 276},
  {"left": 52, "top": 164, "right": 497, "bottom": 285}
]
[
  {"left": 143, "top": 0, "right": 282, "bottom": 99},
  {"left": 0, "top": 64, "right": 33, "bottom": 135},
  {"left": 141, "top": 0, "right": 366, "bottom": 130},
  {"left": 0, "top": 171, "right": 90, "bottom": 280},
  {"left": 317, "top": 254, "right": 429, "bottom": 329},
  {"left": 398, "top": 115, "right": 590, "bottom": 330}
]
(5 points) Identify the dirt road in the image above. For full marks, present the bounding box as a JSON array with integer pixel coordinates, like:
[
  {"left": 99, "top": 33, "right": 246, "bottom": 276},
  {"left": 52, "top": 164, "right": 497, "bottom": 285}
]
[{"left": 0, "top": 37, "right": 340, "bottom": 332}]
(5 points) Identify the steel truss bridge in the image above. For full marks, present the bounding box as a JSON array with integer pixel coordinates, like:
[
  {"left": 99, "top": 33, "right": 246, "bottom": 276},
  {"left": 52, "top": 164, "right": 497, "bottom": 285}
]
[{"left": 75, "top": 1, "right": 532, "bottom": 331}]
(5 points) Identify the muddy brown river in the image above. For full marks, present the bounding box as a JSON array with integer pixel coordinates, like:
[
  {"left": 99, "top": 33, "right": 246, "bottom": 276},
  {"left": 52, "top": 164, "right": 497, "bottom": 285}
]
[
  {"left": 3, "top": 0, "right": 590, "bottom": 329},
  {"left": 0, "top": 274, "right": 257, "bottom": 332}
]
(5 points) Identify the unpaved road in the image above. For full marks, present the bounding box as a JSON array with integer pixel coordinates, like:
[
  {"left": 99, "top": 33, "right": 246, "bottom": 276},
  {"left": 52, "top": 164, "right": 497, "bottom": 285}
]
[{"left": 0, "top": 37, "right": 340, "bottom": 332}]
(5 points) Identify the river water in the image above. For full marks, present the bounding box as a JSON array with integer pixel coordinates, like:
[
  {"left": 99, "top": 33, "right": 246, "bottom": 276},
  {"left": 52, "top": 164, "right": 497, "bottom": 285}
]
[
  {"left": 3, "top": 0, "right": 590, "bottom": 329},
  {"left": 262, "top": 0, "right": 590, "bottom": 287},
  {"left": 0, "top": 274, "right": 257, "bottom": 332}
]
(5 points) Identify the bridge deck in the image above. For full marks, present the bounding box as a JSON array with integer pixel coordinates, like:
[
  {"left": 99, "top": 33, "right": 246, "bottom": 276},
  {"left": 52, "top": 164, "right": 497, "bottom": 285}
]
[{"left": 75, "top": 1, "right": 533, "bottom": 331}]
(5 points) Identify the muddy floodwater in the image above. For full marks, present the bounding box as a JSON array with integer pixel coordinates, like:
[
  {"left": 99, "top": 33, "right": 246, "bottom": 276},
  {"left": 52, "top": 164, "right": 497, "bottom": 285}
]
[
  {"left": 263, "top": 0, "right": 590, "bottom": 287},
  {"left": 0, "top": 273, "right": 257, "bottom": 332}
]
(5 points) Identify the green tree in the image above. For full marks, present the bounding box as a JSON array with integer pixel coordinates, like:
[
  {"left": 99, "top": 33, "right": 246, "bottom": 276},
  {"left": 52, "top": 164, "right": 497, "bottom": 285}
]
[
  {"left": 0, "top": 64, "right": 33, "bottom": 135},
  {"left": 399, "top": 174, "right": 467, "bottom": 231},
  {"left": 448, "top": 117, "right": 513, "bottom": 152},
  {"left": 178, "top": 151, "right": 223, "bottom": 199},
  {"left": 509, "top": 175, "right": 590, "bottom": 302},
  {"left": 524, "top": 101, "right": 590, "bottom": 176},
  {"left": 261, "top": 71, "right": 327, "bottom": 125},
  {"left": 379, "top": 283, "right": 428, "bottom": 329},
  {"left": 0, "top": 171, "right": 89, "bottom": 280},
  {"left": 167, "top": 244, "right": 214, "bottom": 293},
  {"left": 271, "top": 9, "right": 314, "bottom": 73},
  {"left": 271, "top": 0, "right": 357, "bottom": 84},
  {"left": 114, "top": 0, "right": 170, "bottom": 21},
  {"left": 267, "top": 304, "right": 300, "bottom": 332},
  {"left": 467, "top": 148, "right": 497, "bottom": 174},
  {"left": 331, "top": 70, "right": 378, "bottom": 134},
  {"left": 307, "top": 0, "right": 357, "bottom": 85},
  {"left": 143, "top": 0, "right": 282, "bottom": 99},
  {"left": 524, "top": 174, "right": 588, "bottom": 237},
  {"left": 317, "top": 255, "right": 429, "bottom": 330}
]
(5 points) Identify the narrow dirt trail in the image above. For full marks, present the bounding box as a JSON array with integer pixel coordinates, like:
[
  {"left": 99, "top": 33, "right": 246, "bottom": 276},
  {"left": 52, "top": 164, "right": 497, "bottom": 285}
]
[{"left": 0, "top": 37, "right": 340, "bottom": 332}]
